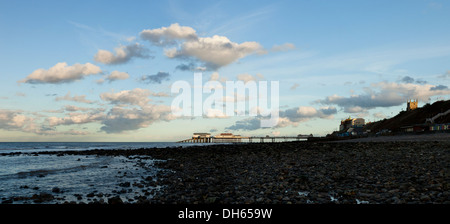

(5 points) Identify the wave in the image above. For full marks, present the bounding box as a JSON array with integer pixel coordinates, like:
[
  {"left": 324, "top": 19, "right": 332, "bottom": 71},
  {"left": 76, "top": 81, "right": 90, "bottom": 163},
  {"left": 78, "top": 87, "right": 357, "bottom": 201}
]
[{"left": 0, "top": 157, "right": 113, "bottom": 181}]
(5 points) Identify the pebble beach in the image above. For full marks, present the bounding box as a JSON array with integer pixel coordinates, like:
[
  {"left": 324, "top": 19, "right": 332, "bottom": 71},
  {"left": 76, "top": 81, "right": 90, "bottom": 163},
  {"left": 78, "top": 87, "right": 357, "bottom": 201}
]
[
  {"left": 1, "top": 134, "right": 449, "bottom": 204},
  {"left": 148, "top": 137, "right": 449, "bottom": 204}
]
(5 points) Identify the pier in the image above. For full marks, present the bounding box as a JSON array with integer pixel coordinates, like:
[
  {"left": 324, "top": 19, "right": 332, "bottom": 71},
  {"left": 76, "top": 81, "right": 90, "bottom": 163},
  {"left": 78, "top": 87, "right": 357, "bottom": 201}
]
[
  {"left": 177, "top": 133, "right": 312, "bottom": 143},
  {"left": 246, "top": 135, "right": 312, "bottom": 143}
]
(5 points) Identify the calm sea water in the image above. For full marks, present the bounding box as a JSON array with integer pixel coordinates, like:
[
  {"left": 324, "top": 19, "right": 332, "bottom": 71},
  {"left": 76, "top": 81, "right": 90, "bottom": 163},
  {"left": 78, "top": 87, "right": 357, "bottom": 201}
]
[{"left": 0, "top": 142, "right": 209, "bottom": 204}]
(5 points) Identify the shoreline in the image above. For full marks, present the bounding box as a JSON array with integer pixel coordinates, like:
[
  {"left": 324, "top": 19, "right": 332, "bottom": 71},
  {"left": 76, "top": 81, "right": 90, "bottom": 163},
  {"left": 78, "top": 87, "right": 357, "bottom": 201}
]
[
  {"left": 146, "top": 140, "right": 449, "bottom": 204},
  {"left": 1, "top": 138, "right": 449, "bottom": 204}
]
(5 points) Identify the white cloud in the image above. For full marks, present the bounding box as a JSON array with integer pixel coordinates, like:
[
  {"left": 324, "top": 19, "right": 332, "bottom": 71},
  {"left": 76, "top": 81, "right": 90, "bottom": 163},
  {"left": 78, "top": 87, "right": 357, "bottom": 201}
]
[
  {"left": 141, "top": 23, "right": 266, "bottom": 70},
  {"left": 106, "top": 71, "right": 129, "bottom": 82},
  {"left": 19, "top": 62, "right": 102, "bottom": 84},
  {"left": 140, "top": 23, "right": 198, "bottom": 46},
  {"left": 204, "top": 108, "right": 228, "bottom": 118},
  {"left": 94, "top": 43, "right": 150, "bottom": 65},
  {"left": 166, "top": 35, "right": 266, "bottom": 70},
  {"left": 64, "top": 105, "right": 91, "bottom": 112},
  {"left": 344, "top": 106, "right": 366, "bottom": 113},
  {"left": 100, "top": 88, "right": 152, "bottom": 107},
  {"left": 0, "top": 110, "right": 33, "bottom": 130},
  {"left": 0, "top": 109, "right": 90, "bottom": 135},
  {"left": 55, "top": 91, "right": 95, "bottom": 104},
  {"left": 47, "top": 112, "right": 105, "bottom": 126}
]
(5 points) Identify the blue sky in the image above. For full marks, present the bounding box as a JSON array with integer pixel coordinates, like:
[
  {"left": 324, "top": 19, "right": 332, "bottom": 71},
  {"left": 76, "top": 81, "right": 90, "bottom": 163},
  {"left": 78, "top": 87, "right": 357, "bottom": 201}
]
[{"left": 1, "top": 0, "right": 449, "bottom": 141}]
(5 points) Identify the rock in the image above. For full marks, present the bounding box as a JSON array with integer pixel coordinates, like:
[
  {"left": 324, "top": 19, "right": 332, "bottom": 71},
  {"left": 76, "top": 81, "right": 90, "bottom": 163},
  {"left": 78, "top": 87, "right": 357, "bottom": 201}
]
[
  {"left": 119, "top": 182, "right": 131, "bottom": 187},
  {"left": 108, "top": 196, "right": 123, "bottom": 204},
  {"left": 32, "top": 193, "right": 54, "bottom": 203},
  {"left": 205, "top": 197, "right": 217, "bottom": 204},
  {"left": 2, "top": 199, "right": 13, "bottom": 204},
  {"left": 52, "top": 187, "right": 61, "bottom": 193},
  {"left": 420, "top": 195, "right": 431, "bottom": 202}
]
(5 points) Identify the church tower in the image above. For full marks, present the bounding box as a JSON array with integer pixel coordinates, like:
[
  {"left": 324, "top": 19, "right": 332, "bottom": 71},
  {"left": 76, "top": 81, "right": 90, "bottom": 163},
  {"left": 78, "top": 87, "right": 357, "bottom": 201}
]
[{"left": 407, "top": 99, "right": 418, "bottom": 111}]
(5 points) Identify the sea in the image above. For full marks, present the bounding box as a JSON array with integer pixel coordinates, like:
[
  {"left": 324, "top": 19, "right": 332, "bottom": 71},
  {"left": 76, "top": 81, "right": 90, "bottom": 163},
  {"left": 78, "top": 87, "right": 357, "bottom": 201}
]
[{"left": 0, "top": 142, "right": 211, "bottom": 204}]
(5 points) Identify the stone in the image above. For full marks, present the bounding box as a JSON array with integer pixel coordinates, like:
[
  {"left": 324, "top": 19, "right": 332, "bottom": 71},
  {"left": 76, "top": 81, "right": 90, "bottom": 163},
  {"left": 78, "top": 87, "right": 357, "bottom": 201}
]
[
  {"left": 52, "top": 187, "right": 61, "bottom": 193},
  {"left": 108, "top": 196, "right": 123, "bottom": 204}
]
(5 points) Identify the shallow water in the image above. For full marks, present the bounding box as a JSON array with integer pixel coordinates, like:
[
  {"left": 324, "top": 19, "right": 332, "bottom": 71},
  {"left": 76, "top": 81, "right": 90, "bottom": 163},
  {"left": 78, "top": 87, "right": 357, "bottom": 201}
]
[
  {"left": 0, "top": 153, "right": 161, "bottom": 204},
  {"left": 0, "top": 142, "right": 187, "bottom": 204}
]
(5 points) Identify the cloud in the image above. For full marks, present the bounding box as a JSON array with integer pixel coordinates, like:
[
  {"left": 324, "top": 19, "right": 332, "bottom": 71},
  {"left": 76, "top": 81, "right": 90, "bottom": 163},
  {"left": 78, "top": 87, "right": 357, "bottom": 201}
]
[
  {"left": 55, "top": 91, "right": 95, "bottom": 104},
  {"left": 204, "top": 108, "right": 228, "bottom": 118},
  {"left": 100, "top": 104, "right": 174, "bottom": 133},
  {"left": 140, "top": 23, "right": 198, "bottom": 46},
  {"left": 166, "top": 35, "right": 266, "bottom": 70},
  {"left": 344, "top": 106, "right": 366, "bottom": 113},
  {"left": 1, "top": 92, "right": 175, "bottom": 135},
  {"left": 271, "top": 43, "right": 296, "bottom": 52},
  {"left": 226, "top": 117, "right": 262, "bottom": 131},
  {"left": 209, "top": 72, "right": 227, "bottom": 83},
  {"left": 19, "top": 62, "right": 102, "bottom": 84},
  {"left": 0, "top": 109, "right": 90, "bottom": 135},
  {"left": 64, "top": 105, "right": 91, "bottom": 112},
  {"left": 430, "top": 85, "right": 448, "bottom": 91},
  {"left": 317, "top": 81, "right": 450, "bottom": 111},
  {"left": 141, "top": 23, "right": 265, "bottom": 70},
  {"left": 46, "top": 111, "right": 105, "bottom": 126},
  {"left": 175, "top": 62, "right": 207, "bottom": 72},
  {"left": 400, "top": 76, "right": 415, "bottom": 83},
  {"left": 139, "top": 72, "right": 170, "bottom": 84},
  {"left": 399, "top": 76, "right": 427, "bottom": 84},
  {"left": 106, "top": 71, "right": 129, "bottom": 82},
  {"left": 279, "top": 106, "right": 337, "bottom": 124},
  {"left": 100, "top": 88, "right": 152, "bottom": 107},
  {"left": 290, "top": 83, "right": 300, "bottom": 90},
  {"left": 438, "top": 71, "right": 450, "bottom": 79},
  {"left": 94, "top": 43, "right": 150, "bottom": 65},
  {"left": 236, "top": 73, "right": 264, "bottom": 83},
  {"left": 0, "top": 110, "right": 34, "bottom": 131},
  {"left": 271, "top": 131, "right": 281, "bottom": 136},
  {"left": 226, "top": 106, "right": 337, "bottom": 131}
]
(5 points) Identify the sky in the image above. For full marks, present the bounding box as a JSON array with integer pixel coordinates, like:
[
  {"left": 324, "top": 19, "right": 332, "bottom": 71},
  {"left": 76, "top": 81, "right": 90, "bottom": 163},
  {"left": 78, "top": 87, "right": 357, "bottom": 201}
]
[{"left": 0, "top": 0, "right": 449, "bottom": 142}]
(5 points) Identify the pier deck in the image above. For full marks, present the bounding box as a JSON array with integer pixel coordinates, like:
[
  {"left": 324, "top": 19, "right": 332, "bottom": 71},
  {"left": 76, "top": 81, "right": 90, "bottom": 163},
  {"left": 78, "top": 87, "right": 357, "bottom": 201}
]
[{"left": 177, "top": 135, "right": 311, "bottom": 143}]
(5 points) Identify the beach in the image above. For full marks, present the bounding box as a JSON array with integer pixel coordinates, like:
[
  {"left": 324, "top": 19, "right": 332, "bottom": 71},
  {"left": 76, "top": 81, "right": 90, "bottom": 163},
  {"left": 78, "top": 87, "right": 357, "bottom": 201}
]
[
  {"left": 1, "top": 134, "right": 449, "bottom": 204},
  {"left": 147, "top": 135, "right": 449, "bottom": 204}
]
